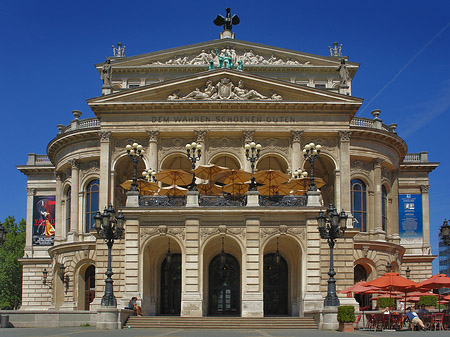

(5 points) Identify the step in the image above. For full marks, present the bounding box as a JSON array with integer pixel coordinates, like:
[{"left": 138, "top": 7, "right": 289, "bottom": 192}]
[{"left": 126, "top": 316, "right": 318, "bottom": 329}]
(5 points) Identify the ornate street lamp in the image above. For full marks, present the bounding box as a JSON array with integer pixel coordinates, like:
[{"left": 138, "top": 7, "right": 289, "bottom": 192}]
[
  {"left": 42, "top": 264, "right": 69, "bottom": 293},
  {"left": 245, "top": 142, "right": 261, "bottom": 191},
  {"left": 0, "top": 222, "right": 6, "bottom": 247},
  {"left": 94, "top": 204, "right": 125, "bottom": 307},
  {"left": 186, "top": 142, "right": 202, "bottom": 191},
  {"left": 440, "top": 219, "right": 450, "bottom": 246},
  {"left": 126, "top": 143, "right": 144, "bottom": 191},
  {"left": 406, "top": 266, "right": 411, "bottom": 279},
  {"left": 317, "top": 202, "right": 348, "bottom": 307},
  {"left": 142, "top": 168, "right": 157, "bottom": 182},
  {"left": 303, "top": 143, "right": 322, "bottom": 191},
  {"left": 292, "top": 169, "right": 308, "bottom": 179},
  {"left": 386, "top": 262, "right": 392, "bottom": 273}
]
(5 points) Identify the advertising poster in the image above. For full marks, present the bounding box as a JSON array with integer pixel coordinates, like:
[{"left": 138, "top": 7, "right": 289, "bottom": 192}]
[
  {"left": 32, "top": 196, "right": 56, "bottom": 246},
  {"left": 398, "top": 194, "right": 423, "bottom": 245}
]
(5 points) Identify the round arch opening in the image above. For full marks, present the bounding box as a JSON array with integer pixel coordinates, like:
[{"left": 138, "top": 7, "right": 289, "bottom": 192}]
[{"left": 303, "top": 154, "right": 336, "bottom": 205}]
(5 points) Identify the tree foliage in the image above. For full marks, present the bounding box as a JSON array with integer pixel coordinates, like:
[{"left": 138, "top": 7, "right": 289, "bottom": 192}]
[{"left": 0, "top": 216, "right": 26, "bottom": 309}]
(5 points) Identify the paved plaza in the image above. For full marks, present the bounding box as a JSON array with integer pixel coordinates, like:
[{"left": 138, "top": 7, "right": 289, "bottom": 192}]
[{"left": 0, "top": 328, "right": 448, "bottom": 337}]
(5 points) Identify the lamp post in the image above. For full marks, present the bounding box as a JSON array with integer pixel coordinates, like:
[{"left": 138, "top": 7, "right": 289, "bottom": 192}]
[
  {"left": 386, "top": 262, "right": 392, "bottom": 273},
  {"left": 303, "top": 143, "right": 322, "bottom": 191},
  {"left": 317, "top": 202, "right": 348, "bottom": 307},
  {"left": 292, "top": 169, "right": 308, "bottom": 179},
  {"left": 126, "top": 143, "right": 144, "bottom": 191},
  {"left": 440, "top": 219, "right": 450, "bottom": 246},
  {"left": 0, "top": 222, "right": 6, "bottom": 247},
  {"left": 406, "top": 266, "right": 411, "bottom": 279},
  {"left": 186, "top": 142, "right": 202, "bottom": 191},
  {"left": 245, "top": 141, "right": 261, "bottom": 191},
  {"left": 94, "top": 204, "right": 125, "bottom": 307},
  {"left": 142, "top": 168, "right": 157, "bottom": 182}
]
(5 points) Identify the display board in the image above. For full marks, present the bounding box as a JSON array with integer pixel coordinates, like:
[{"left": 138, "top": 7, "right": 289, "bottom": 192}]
[
  {"left": 32, "top": 196, "right": 56, "bottom": 246},
  {"left": 399, "top": 194, "right": 423, "bottom": 245}
]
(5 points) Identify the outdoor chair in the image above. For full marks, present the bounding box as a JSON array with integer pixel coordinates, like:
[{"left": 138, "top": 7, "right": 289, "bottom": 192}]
[
  {"left": 353, "top": 314, "right": 362, "bottom": 329},
  {"left": 432, "top": 313, "right": 445, "bottom": 331},
  {"left": 365, "top": 313, "right": 375, "bottom": 330}
]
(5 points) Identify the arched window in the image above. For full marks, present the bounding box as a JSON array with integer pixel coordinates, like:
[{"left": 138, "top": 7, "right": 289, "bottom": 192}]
[
  {"left": 85, "top": 179, "right": 99, "bottom": 232},
  {"left": 351, "top": 179, "right": 367, "bottom": 232},
  {"left": 382, "top": 185, "right": 387, "bottom": 232},
  {"left": 65, "top": 187, "right": 71, "bottom": 234}
]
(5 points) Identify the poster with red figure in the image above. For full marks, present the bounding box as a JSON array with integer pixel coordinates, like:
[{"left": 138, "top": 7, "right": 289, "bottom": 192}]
[{"left": 32, "top": 196, "right": 56, "bottom": 246}]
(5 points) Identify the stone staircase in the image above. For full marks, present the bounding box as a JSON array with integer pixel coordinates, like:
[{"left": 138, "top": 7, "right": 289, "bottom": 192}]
[{"left": 125, "top": 316, "right": 318, "bottom": 329}]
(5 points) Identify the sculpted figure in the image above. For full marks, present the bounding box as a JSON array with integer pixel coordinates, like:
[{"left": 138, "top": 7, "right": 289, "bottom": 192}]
[
  {"left": 337, "top": 59, "right": 350, "bottom": 85},
  {"left": 101, "top": 59, "right": 112, "bottom": 87},
  {"left": 182, "top": 80, "right": 216, "bottom": 100},
  {"left": 270, "top": 91, "right": 282, "bottom": 101},
  {"left": 190, "top": 50, "right": 210, "bottom": 65},
  {"left": 167, "top": 90, "right": 181, "bottom": 100},
  {"left": 233, "top": 80, "right": 267, "bottom": 100}
]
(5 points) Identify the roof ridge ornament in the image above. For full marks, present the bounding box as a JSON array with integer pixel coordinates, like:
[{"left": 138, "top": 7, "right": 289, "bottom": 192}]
[
  {"left": 328, "top": 41, "right": 342, "bottom": 57},
  {"left": 214, "top": 8, "right": 240, "bottom": 39},
  {"left": 112, "top": 42, "right": 126, "bottom": 57}
]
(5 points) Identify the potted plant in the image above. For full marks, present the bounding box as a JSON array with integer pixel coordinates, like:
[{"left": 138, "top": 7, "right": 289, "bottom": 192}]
[
  {"left": 418, "top": 295, "right": 437, "bottom": 310},
  {"left": 337, "top": 305, "right": 355, "bottom": 332}
]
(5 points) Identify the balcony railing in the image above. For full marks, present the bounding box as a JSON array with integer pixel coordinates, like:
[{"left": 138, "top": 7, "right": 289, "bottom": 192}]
[
  {"left": 59, "top": 118, "right": 100, "bottom": 135},
  {"left": 350, "top": 117, "right": 391, "bottom": 132}
]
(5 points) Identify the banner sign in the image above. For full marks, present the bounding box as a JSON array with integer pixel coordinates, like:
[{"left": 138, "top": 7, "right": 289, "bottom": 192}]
[
  {"left": 32, "top": 196, "right": 56, "bottom": 246},
  {"left": 399, "top": 194, "right": 423, "bottom": 245}
]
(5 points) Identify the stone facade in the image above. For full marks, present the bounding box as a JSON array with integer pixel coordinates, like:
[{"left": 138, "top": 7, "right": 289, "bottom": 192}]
[{"left": 17, "top": 33, "right": 438, "bottom": 321}]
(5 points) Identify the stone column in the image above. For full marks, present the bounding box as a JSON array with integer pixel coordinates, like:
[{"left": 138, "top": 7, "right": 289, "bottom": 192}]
[
  {"left": 122, "top": 217, "right": 140, "bottom": 308},
  {"left": 70, "top": 159, "right": 80, "bottom": 238},
  {"left": 99, "top": 131, "right": 111, "bottom": 211},
  {"left": 373, "top": 159, "right": 384, "bottom": 238},
  {"left": 242, "top": 218, "right": 263, "bottom": 317},
  {"left": 25, "top": 188, "right": 35, "bottom": 256},
  {"left": 290, "top": 130, "right": 302, "bottom": 173},
  {"left": 338, "top": 131, "right": 352, "bottom": 212},
  {"left": 195, "top": 130, "right": 208, "bottom": 166},
  {"left": 421, "top": 185, "right": 431, "bottom": 254},
  {"left": 389, "top": 175, "right": 400, "bottom": 243},
  {"left": 181, "top": 218, "right": 202, "bottom": 317},
  {"left": 242, "top": 130, "right": 254, "bottom": 172},
  {"left": 54, "top": 172, "right": 64, "bottom": 242},
  {"left": 303, "top": 217, "right": 324, "bottom": 313},
  {"left": 334, "top": 169, "right": 341, "bottom": 211},
  {"left": 146, "top": 131, "right": 159, "bottom": 172}
]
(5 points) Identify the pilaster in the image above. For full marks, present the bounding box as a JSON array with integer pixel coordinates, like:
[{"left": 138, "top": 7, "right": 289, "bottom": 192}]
[
  {"left": 338, "top": 131, "right": 351, "bottom": 212},
  {"left": 372, "top": 159, "right": 385, "bottom": 239},
  {"left": 99, "top": 131, "right": 112, "bottom": 210},
  {"left": 122, "top": 217, "right": 140, "bottom": 308},
  {"left": 421, "top": 185, "right": 431, "bottom": 253},
  {"left": 70, "top": 160, "right": 80, "bottom": 238},
  {"left": 242, "top": 218, "right": 263, "bottom": 317},
  {"left": 25, "top": 188, "right": 35, "bottom": 255},
  {"left": 181, "top": 218, "right": 202, "bottom": 317},
  {"left": 54, "top": 172, "right": 64, "bottom": 242},
  {"left": 195, "top": 130, "right": 208, "bottom": 167},
  {"left": 146, "top": 131, "right": 159, "bottom": 172},
  {"left": 290, "top": 130, "right": 303, "bottom": 173},
  {"left": 242, "top": 130, "right": 254, "bottom": 172}
]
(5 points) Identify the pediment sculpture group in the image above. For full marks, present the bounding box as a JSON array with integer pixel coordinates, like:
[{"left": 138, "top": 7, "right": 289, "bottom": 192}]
[
  {"left": 167, "top": 78, "right": 282, "bottom": 101},
  {"left": 151, "top": 48, "right": 309, "bottom": 67}
]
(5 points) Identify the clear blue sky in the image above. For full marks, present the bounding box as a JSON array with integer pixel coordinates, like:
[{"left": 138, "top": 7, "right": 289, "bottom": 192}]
[{"left": 1, "top": 1, "right": 450, "bottom": 273}]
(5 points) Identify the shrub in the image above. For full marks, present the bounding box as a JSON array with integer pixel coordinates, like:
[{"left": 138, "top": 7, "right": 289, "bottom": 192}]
[
  {"left": 417, "top": 295, "right": 437, "bottom": 307},
  {"left": 337, "top": 305, "right": 355, "bottom": 323},
  {"left": 377, "top": 297, "right": 395, "bottom": 309}
]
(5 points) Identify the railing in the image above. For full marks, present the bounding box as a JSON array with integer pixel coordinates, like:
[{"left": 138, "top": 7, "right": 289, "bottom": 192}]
[
  {"left": 350, "top": 117, "right": 391, "bottom": 132},
  {"left": 140, "top": 196, "right": 186, "bottom": 207},
  {"left": 260, "top": 195, "right": 307, "bottom": 207},
  {"left": 403, "top": 152, "right": 429, "bottom": 163},
  {"left": 199, "top": 195, "right": 245, "bottom": 207},
  {"left": 59, "top": 118, "right": 100, "bottom": 135},
  {"left": 26, "top": 154, "right": 52, "bottom": 166}
]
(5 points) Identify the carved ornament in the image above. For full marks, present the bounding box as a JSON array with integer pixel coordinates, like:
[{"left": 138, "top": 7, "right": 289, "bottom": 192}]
[
  {"left": 167, "top": 78, "right": 282, "bottom": 101},
  {"left": 261, "top": 225, "right": 305, "bottom": 241},
  {"left": 27, "top": 188, "right": 36, "bottom": 196},
  {"left": 195, "top": 130, "right": 208, "bottom": 143},
  {"left": 351, "top": 160, "right": 371, "bottom": 174},
  {"left": 140, "top": 226, "right": 185, "bottom": 241},
  {"left": 420, "top": 185, "right": 430, "bottom": 193},
  {"left": 80, "top": 161, "right": 100, "bottom": 179},
  {"left": 338, "top": 131, "right": 352, "bottom": 142},
  {"left": 200, "top": 226, "right": 245, "bottom": 242},
  {"left": 290, "top": 130, "right": 303, "bottom": 143},
  {"left": 147, "top": 130, "right": 159, "bottom": 143},
  {"left": 70, "top": 159, "right": 80, "bottom": 170},
  {"left": 98, "top": 131, "right": 112, "bottom": 142}
]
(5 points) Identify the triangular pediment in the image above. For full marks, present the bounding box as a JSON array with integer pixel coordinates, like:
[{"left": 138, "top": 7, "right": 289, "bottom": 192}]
[
  {"left": 97, "top": 39, "right": 358, "bottom": 71},
  {"left": 88, "top": 69, "right": 363, "bottom": 107}
]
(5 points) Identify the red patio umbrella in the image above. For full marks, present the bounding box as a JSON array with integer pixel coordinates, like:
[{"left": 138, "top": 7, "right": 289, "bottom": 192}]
[
  {"left": 416, "top": 273, "right": 450, "bottom": 310},
  {"left": 339, "top": 281, "right": 380, "bottom": 295}
]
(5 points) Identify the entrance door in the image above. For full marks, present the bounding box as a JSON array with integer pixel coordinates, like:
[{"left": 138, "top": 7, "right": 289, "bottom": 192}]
[
  {"left": 208, "top": 253, "right": 240, "bottom": 315},
  {"left": 84, "top": 265, "right": 95, "bottom": 311},
  {"left": 264, "top": 253, "right": 288, "bottom": 315},
  {"left": 160, "top": 253, "right": 181, "bottom": 315}
]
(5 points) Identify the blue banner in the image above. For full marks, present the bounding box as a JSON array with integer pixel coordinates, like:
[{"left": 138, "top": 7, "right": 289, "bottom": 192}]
[{"left": 399, "top": 194, "right": 423, "bottom": 244}]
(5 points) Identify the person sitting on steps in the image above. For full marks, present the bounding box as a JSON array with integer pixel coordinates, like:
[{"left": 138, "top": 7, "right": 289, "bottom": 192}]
[{"left": 128, "top": 296, "right": 142, "bottom": 316}]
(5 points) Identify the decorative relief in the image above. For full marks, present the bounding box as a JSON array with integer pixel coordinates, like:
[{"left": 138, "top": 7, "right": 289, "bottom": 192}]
[
  {"left": 381, "top": 167, "right": 392, "bottom": 183},
  {"left": 70, "top": 159, "right": 80, "bottom": 170},
  {"left": 290, "top": 130, "right": 302, "bottom": 143},
  {"left": 420, "top": 185, "right": 430, "bottom": 193},
  {"left": 98, "top": 131, "right": 112, "bottom": 142},
  {"left": 351, "top": 160, "right": 371, "bottom": 174},
  {"left": 338, "top": 131, "right": 352, "bottom": 142},
  {"left": 261, "top": 225, "right": 305, "bottom": 241},
  {"left": 140, "top": 226, "right": 185, "bottom": 241},
  {"left": 373, "top": 158, "right": 384, "bottom": 169},
  {"left": 362, "top": 246, "right": 369, "bottom": 258},
  {"left": 148, "top": 48, "right": 309, "bottom": 67},
  {"left": 200, "top": 226, "right": 245, "bottom": 242},
  {"left": 243, "top": 131, "right": 255, "bottom": 143},
  {"left": 208, "top": 137, "right": 241, "bottom": 150},
  {"left": 26, "top": 188, "right": 36, "bottom": 196},
  {"left": 302, "top": 137, "right": 338, "bottom": 158},
  {"left": 55, "top": 172, "right": 64, "bottom": 181},
  {"left": 147, "top": 130, "right": 159, "bottom": 143},
  {"left": 167, "top": 78, "right": 282, "bottom": 101},
  {"left": 80, "top": 161, "right": 99, "bottom": 178},
  {"left": 195, "top": 130, "right": 208, "bottom": 143}
]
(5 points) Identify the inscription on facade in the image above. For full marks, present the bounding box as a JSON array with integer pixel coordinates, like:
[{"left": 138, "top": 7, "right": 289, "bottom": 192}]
[{"left": 149, "top": 115, "right": 297, "bottom": 123}]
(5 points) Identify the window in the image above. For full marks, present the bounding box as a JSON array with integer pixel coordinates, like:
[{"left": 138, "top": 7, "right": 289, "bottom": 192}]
[
  {"left": 65, "top": 187, "right": 71, "bottom": 233},
  {"left": 85, "top": 179, "right": 99, "bottom": 232},
  {"left": 351, "top": 179, "right": 367, "bottom": 231},
  {"left": 382, "top": 185, "right": 387, "bottom": 232}
]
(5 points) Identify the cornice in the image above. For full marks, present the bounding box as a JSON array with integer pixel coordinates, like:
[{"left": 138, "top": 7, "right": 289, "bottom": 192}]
[{"left": 400, "top": 162, "right": 439, "bottom": 173}]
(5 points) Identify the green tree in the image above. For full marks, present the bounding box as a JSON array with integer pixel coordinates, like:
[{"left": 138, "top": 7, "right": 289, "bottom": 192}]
[{"left": 0, "top": 216, "right": 26, "bottom": 309}]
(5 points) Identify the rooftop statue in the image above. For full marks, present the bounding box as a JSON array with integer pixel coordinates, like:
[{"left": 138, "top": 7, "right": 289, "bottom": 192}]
[
  {"left": 101, "top": 59, "right": 112, "bottom": 88},
  {"left": 328, "top": 41, "right": 342, "bottom": 57},
  {"left": 337, "top": 59, "right": 350, "bottom": 85},
  {"left": 214, "top": 8, "right": 240, "bottom": 31},
  {"left": 112, "top": 42, "right": 126, "bottom": 57}
]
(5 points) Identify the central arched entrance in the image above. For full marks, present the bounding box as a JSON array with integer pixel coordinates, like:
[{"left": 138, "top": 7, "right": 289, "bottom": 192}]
[
  {"left": 264, "top": 253, "right": 288, "bottom": 315},
  {"left": 160, "top": 253, "right": 181, "bottom": 315},
  {"left": 208, "top": 253, "right": 240, "bottom": 315}
]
